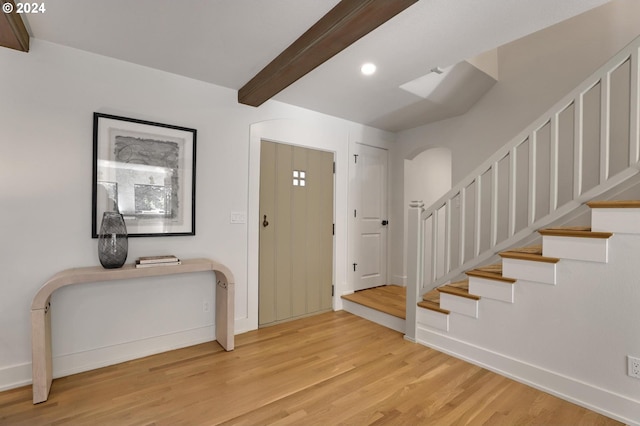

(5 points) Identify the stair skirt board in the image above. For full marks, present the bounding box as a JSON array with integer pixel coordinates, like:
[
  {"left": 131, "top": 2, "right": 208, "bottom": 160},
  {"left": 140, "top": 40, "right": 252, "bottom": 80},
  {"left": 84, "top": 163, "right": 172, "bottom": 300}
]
[
  {"left": 341, "top": 298, "right": 405, "bottom": 333},
  {"left": 415, "top": 328, "right": 640, "bottom": 426},
  {"left": 468, "top": 276, "right": 515, "bottom": 303},
  {"left": 417, "top": 306, "right": 449, "bottom": 332},
  {"left": 542, "top": 236, "right": 609, "bottom": 263},
  {"left": 501, "top": 258, "right": 557, "bottom": 285},
  {"left": 439, "top": 293, "right": 479, "bottom": 318},
  {"left": 591, "top": 208, "right": 640, "bottom": 234}
]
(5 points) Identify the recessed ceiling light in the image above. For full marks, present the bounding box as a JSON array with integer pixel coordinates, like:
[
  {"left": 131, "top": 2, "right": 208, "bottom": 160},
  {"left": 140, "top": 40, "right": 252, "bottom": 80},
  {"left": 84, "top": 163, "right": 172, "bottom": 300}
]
[{"left": 361, "top": 63, "right": 376, "bottom": 76}]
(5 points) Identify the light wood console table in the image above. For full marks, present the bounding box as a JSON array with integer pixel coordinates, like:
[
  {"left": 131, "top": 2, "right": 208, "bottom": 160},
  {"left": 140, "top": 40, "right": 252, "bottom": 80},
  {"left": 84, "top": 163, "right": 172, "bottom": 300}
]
[{"left": 30, "top": 258, "right": 234, "bottom": 404}]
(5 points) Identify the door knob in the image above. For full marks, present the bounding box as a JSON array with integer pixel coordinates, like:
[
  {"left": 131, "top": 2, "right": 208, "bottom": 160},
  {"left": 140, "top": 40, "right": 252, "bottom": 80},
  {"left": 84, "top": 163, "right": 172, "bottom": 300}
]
[
  {"left": 382, "top": 220, "right": 389, "bottom": 226},
  {"left": 263, "top": 215, "right": 269, "bottom": 227}
]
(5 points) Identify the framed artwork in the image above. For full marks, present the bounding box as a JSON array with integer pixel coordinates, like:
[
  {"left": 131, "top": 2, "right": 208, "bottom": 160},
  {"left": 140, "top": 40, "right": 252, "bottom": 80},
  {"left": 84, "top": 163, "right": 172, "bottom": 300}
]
[{"left": 92, "top": 113, "right": 196, "bottom": 237}]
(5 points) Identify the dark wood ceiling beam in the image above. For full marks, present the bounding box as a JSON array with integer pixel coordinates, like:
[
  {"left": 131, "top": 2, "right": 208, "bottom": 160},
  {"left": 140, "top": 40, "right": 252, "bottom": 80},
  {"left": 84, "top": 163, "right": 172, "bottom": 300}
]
[
  {"left": 238, "top": 0, "right": 417, "bottom": 107},
  {"left": 0, "top": 0, "right": 29, "bottom": 52}
]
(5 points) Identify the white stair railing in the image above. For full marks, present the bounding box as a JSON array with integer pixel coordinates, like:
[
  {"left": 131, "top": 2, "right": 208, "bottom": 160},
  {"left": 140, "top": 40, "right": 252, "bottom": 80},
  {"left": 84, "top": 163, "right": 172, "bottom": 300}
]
[{"left": 406, "top": 35, "right": 640, "bottom": 341}]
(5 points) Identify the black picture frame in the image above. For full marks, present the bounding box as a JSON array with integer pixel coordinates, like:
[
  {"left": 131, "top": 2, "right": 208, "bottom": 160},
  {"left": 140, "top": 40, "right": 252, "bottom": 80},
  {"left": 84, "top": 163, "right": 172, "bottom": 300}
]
[{"left": 92, "top": 113, "right": 196, "bottom": 237}]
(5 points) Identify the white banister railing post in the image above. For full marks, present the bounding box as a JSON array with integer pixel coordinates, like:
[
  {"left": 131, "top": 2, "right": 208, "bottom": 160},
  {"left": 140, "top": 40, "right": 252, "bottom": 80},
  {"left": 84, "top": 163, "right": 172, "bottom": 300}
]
[
  {"left": 405, "top": 200, "right": 425, "bottom": 342},
  {"left": 600, "top": 72, "right": 611, "bottom": 183},
  {"left": 474, "top": 177, "right": 482, "bottom": 256},
  {"left": 550, "top": 114, "right": 559, "bottom": 212},
  {"left": 508, "top": 148, "right": 517, "bottom": 237},
  {"left": 630, "top": 47, "right": 639, "bottom": 166},
  {"left": 528, "top": 132, "right": 537, "bottom": 225},
  {"left": 490, "top": 161, "right": 499, "bottom": 247},
  {"left": 574, "top": 94, "right": 584, "bottom": 198}
]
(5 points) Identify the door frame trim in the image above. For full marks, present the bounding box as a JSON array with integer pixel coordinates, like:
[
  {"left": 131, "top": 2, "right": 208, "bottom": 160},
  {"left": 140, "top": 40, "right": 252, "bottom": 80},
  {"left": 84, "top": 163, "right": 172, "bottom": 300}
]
[
  {"left": 351, "top": 142, "right": 389, "bottom": 291},
  {"left": 258, "top": 140, "right": 335, "bottom": 326},
  {"left": 246, "top": 119, "right": 344, "bottom": 332}
]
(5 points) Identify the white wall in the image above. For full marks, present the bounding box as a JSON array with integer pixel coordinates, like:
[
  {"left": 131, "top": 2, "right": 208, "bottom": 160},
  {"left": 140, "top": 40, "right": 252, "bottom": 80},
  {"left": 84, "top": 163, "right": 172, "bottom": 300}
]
[
  {"left": 399, "top": 148, "right": 452, "bottom": 284},
  {"left": 0, "top": 39, "right": 393, "bottom": 390},
  {"left": 389, "top": 0, "right": 640, "bottom": 286}
]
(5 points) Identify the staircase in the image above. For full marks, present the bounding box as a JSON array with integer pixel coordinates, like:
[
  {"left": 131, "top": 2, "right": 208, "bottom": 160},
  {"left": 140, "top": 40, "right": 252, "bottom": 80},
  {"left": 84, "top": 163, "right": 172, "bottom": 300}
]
[
  {"left": 417, "top": 201, "right": 633, "bottom": 331},
  {"left": 342, "top": 205, "right": 640, "bottom": 421},
  {"left": 411, "top": 201, "right": 640, "bottom": 424},
  {"left": 404, "top": 34, "right": 640, "bottom": 425},
  {"left": 406, "top": 34, "right": 640, "bottom": 312}
]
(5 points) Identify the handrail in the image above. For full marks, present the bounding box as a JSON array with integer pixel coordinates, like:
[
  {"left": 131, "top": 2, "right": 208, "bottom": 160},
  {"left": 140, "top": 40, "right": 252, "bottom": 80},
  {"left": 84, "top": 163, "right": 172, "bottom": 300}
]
[{"left": 406, "top": 34, "right": 640, "bottom": 339}]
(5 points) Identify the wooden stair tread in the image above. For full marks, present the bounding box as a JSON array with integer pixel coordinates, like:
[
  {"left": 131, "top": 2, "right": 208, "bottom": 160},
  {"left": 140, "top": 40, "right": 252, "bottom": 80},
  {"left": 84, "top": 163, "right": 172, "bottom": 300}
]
[
  {"left": 422, "top": 288, "right": 440, "bottom": 304},
  {"left": 500, "top": 245, "right": 559, "bottom": 264},
  {"left": 544, "top": 226, "right": 591, "bottom": 231},
  {"left": 417, "top": 300, "right": 450, "bottom": 315},
  {"left": 418, "top": 289, "right": 450, "bottom": 314},
  {"left": 447, "top": 279, "right": 470, "bottom": 290},
  {"left": 474, "top": 263, "right": 503, "bottom": 273},
  {"left": 587, "top": 200, "right": 640, "bottom": 208},
  {"left": 539, "top": 227, "right": 612, "bottom": 239},
  {"left": 466, "top": 264, "right": 516, "bottom": 283},
  {"left": 341, "top": 285, "right": 406, "bottom": 319},
  {"left": 437, "top": 280, "right": 481, "bottom": 300},
  {"left": 505, "top": 245, "right": 543, "bottom": 255},
  {"left": 373, "top": 284, "right": 406, "bottom": 297}
]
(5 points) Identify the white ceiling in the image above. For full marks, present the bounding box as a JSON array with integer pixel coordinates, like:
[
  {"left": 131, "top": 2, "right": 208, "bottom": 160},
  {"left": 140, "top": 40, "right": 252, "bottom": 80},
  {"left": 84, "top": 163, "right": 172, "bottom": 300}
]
[{"left": 23, "top": 0, "right": 610, "bottom": 132}]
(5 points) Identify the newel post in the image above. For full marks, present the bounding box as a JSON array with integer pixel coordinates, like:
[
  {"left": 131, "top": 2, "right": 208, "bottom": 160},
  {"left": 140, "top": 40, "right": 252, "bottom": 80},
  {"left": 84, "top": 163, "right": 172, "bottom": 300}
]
[{"left": 405, "top": 200, "right": 425, "bottom": 342}]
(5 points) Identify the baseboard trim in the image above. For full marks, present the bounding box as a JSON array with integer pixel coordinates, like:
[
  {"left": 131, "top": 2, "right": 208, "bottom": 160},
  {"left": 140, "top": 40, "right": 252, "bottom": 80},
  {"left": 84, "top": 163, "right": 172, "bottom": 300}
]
[
  {"left": 0, "top": 362, "right": 32, "bottom": 392},
  {"left": 0, "top": 325, "right": 215, "bottom": 392},
  {"left": 416, "top": 326, "right": 640, "bottom": 426},
  {"left": 392, "top": 274, "right": 407, "bottom": 286}
]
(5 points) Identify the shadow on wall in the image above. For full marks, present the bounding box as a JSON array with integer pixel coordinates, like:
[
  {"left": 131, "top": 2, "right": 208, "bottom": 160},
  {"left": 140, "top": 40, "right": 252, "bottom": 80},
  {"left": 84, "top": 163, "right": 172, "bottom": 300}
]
[
  {"left": 403, "top": 147, "right": 452, "bottom": 281},
  {"left": 404, "top": 147, "right": 452, "bottom": 209}
]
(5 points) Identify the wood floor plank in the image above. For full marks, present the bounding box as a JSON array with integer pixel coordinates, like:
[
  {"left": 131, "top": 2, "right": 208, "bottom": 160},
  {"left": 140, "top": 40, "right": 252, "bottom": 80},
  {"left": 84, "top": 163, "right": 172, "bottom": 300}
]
[{"left": 0, "top": 311, "right": 621, "bottom": 425}]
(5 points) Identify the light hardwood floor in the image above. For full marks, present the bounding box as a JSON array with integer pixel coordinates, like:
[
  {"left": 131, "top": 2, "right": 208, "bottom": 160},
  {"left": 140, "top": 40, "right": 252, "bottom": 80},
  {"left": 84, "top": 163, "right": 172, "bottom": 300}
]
[{"left": 0, "top": 311, "right": 620, "bottom": 425}]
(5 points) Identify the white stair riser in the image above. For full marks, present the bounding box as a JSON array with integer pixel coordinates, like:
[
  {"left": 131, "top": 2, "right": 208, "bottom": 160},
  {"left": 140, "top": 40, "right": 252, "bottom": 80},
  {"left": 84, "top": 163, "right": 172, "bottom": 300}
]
[
  {"left": 342, "top": 299, "right": 406, "bottom": 333},
  {"left": 591, "top": 208, "right": 640, "bottom": 234},
  {"left": 439, "top": 293, "right": 479, "bottom": 318},
  {"left": 502, "top": 258, "right": 556, "bottom": 285},
  {"left": 417, "top": 307, "right": 449, "bottom": 332},
  {"left": 542, "top": 236, "right": 608, "bottom": 263},
  {"left": 468, "top": 277, "right": 514, "bottom": 303}
]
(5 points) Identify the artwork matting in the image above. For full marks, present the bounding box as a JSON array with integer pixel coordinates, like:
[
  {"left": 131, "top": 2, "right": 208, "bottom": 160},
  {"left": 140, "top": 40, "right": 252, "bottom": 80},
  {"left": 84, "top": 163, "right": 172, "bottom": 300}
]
[{"left": 92, "top": 112, "right": 196, "bottom": 237}]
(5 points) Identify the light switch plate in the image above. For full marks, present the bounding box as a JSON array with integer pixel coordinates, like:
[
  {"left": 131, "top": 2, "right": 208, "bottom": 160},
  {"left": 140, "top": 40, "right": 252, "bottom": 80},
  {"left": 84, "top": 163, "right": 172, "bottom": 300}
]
[{"left": 230, "top": 212, "right": 246, "bottom": 224}]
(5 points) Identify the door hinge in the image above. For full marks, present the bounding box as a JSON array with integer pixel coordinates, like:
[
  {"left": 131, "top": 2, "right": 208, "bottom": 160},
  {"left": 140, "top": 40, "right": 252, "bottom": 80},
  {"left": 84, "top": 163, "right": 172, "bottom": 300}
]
[
  {"left": 332, "top": 285, "right": 335, "bottom": 296},
  {"left": 333, "top": 223, "right": 335, "bottom": 235},
  {"left": 353, "top": 263, "right": 358, "bottom": 272},
  {"left": 333, "top": 161, "right": 336, "bottom": 174},
  {"left": 354, "top": 209, "right": 357, "bottom": 218},
  {"left": 354, "top": 154, "right": 358, "bottom": 164}
]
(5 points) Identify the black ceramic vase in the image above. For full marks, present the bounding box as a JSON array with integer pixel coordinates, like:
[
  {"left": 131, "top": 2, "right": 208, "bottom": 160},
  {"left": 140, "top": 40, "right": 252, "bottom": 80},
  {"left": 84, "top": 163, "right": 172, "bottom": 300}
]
[{"left": 98, "top": 211, "right": 128, "bottom": 268}]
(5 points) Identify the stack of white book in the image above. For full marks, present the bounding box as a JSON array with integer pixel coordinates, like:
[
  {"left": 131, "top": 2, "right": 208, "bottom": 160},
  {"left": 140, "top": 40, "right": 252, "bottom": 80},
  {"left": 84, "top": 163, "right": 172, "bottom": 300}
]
[{"left": 135, "top": 255, "right": 181, "bottom": 268}]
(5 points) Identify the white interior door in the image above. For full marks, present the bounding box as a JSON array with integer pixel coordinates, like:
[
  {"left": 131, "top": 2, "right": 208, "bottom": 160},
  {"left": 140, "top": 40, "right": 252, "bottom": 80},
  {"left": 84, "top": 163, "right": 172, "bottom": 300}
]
[{"left": 354, "top": 143, "right": 388, "bottom": 291}]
